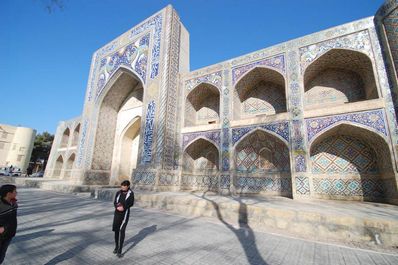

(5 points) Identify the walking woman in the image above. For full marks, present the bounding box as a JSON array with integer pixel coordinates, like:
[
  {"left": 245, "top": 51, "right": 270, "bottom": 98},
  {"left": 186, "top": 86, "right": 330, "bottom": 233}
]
[
  {"left": 0, "top": 184, "right": 18, "bottom": 264},
  {"left": 112, "top": 180, "right": 134, "bottom": 258}
]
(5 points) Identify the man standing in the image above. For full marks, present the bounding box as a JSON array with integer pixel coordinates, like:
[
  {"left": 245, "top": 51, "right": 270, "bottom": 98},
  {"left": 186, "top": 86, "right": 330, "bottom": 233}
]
[
  {"left": 0, "top": 184, "right": 18, "bottom": 264},
  {"left": 112, "top": 180, "right": 134, "bottom": 258}
]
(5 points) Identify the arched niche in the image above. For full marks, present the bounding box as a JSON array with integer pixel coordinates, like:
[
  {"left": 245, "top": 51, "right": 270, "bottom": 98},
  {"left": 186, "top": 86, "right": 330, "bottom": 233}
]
[
  {"left": 234, "top": 67, "right": 286, "bottom": 120},
  {"left": 304, "top": 49, "right": 378, "bottom": 110},
  {"left": 64, "top": 153, "right": 75, "bottom": 179},
  {"left": 91, "top": 68, "right": 144, "bottom": 183},
  {"left": 234, "top": 129, "right": 291, "bottom": 197},
  {"left": 72, "top": 124, "right": 80, "bottom": 147},
  {"left": 61, "top": 128, "right": 70, "bottom": 148},
  {"left": 309, "top": 123, "right": 395, "bottom": 202},
  {"left": 54, "top": 155, "right": 64, "bottom": 177},
  {"left": 185, "top": 83, "right": 220, "bottom": 127},
  {"left": 183, "top": 138, "right": 219, "bottom": 173}
]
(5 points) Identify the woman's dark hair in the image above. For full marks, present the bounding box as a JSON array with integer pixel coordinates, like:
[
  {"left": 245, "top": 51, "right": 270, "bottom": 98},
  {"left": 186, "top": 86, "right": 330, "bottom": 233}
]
[
  {"left": 121, "top": 180, "right": 130, "bottom": 187},
  {"left": 0, "top": 184, "right": 16, "bottom": 198}
]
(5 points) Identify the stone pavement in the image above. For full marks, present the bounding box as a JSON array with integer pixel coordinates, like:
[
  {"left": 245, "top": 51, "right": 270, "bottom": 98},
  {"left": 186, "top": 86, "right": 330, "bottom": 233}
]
[{"left": 4, "top": 188, "right": 398, "bottom": 265}]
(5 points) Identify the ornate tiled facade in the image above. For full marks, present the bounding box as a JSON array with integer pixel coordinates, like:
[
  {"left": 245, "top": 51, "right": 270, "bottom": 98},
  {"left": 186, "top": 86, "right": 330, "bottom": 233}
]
[
  {"left": 235, "top": 130, "right": 290, "bottom": 173},
  {"left": 46, "top": 3, "right": 398, "bottom": 204},
  {"left": 141, "top": 101, "right": 155, "bottom": 164},
  {"left": 232, "top": 121, "right": 289, "bottom": 144},
  {"left": 306, "top": 110, "right": 388, "bottom": 142},
  {"left": 311, "top": 135, "right": 378, "bottom": 174}
]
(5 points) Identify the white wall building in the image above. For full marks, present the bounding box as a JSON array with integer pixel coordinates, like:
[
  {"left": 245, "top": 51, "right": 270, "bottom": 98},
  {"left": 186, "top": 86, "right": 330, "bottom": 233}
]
[{"left": 0, "top": 124, "right": 36, "bottom": 172}]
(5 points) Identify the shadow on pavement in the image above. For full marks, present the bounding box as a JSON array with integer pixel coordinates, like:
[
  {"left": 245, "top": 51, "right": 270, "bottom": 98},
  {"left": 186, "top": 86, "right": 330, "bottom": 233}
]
[
  {"left": 13, "top": 229, "right": 55, "bottom": 243},
  {"left": 195, "top": 192, "right": 268, "bottom": 265},
  {"left": 123, "top": 225, "right": 157, "bottom": 254}
]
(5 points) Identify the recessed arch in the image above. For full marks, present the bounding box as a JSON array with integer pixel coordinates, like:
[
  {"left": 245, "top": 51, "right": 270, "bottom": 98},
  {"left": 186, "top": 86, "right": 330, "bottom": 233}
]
[
  {"left": 304, "top": 49, "right": 378, "bottom": 110},
  {"left": 53, "top": 155, "right": 64, "bottom": 177},
  {"left": 234, "top": 127, "right": 289, "bottom": 148},
  {"left": 72, "top": 123, "right": 80, "bottom": 147},
  {"left": 234, "top": 128, "right": 292, "bottom": 197},
  {"left": 183, "top": 138, "right": 220, "bottom": 172},
  {"left": 234, "top": 66, "right": 287, "bottom": 120},
  {"left": 309, "top": 123, "right": 395, "bottom": 202},
  {"left": 118, "top": 116, "right": 141, "bottom": 181},
  {"left": 64, "top": 153, "right": 76, "bottom": 179},
  {"left": 91, "top": 67, "right": 144, "bottom": 183},
  {"left": 235, "top": 129, "right": 290, "bottom": 173},
  {"left": 61, "top": 128, "right": 70, "bottom": 148},
  {"left": 96, "top": 65, "right": 146, "bottom": 103},
  {"left": 185, "top": 83, "right": 220, "bottom": 126},
  {"left": 183, "top": 136, "right": 220, "bottom": 154}
]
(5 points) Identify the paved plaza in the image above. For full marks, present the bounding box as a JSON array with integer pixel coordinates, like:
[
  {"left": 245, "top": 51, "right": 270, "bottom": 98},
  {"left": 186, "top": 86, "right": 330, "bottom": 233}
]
[{"left": 4, "top": 188, "right": 398, "bottom": 265}]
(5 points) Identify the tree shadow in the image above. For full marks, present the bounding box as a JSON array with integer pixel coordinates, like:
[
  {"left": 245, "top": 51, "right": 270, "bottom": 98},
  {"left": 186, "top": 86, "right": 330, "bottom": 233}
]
[
  {"left": 123, "top": 225, "right": 157, "bottom": 254},
  {"left": 195, "top": 192, "right": 268, "bottom": 265},
  {"left": 13, "top": 229, "right": 54, "bottom": 243},
  {"left": 43, "top": 241, "right": 90, "bottom": 265}
]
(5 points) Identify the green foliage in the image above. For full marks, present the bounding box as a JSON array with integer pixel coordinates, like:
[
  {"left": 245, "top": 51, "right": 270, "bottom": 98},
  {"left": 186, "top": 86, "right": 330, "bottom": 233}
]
[{"left": 30, "top": 131, "right": 54, "bottom": 163}]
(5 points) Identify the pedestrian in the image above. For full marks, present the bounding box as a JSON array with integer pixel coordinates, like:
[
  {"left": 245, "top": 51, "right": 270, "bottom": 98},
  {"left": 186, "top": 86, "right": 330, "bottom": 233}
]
[
  {"left": 0, "top": 184, "right": 18, "bottom": 264},
  {"left": 112, "top": 180, "right": 134, "bottom": 258},
  {"left": 26, "top": 166, "right": 33, "bottom": 177}
]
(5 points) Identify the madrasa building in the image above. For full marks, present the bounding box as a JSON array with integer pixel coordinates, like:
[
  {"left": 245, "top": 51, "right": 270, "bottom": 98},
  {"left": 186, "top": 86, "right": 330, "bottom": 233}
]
[{"left": 44, "top": 1, "right": 398, "bottom": 205}]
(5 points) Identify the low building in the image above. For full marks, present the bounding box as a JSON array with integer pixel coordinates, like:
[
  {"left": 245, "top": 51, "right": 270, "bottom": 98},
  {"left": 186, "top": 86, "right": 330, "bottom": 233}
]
[{"left": 0, "top": 124, "right": 36, "bottom": 172}]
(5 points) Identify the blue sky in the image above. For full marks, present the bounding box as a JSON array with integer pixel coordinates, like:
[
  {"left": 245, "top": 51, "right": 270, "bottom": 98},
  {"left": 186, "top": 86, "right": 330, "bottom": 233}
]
[{"left": 0, "top": 0, "right": 383, "bottom": 134}]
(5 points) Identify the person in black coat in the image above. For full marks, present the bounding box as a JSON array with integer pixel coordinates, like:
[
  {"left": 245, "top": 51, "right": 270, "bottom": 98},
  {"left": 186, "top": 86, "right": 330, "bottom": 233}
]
[
  {"left": 112, "top": 180, "right": 134, "bottom": 258},
  {"left": 0, "top": 184, "right": 18, "bottom": 264}
]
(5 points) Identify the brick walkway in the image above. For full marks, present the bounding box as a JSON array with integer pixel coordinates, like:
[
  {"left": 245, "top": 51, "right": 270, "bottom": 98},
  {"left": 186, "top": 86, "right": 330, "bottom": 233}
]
[{"left": 4, "top": 188, "right": 398, "bottom": 265}]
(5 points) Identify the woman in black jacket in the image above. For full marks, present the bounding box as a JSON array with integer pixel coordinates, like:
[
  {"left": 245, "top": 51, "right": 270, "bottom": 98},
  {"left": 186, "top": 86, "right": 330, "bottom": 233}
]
[
  {"left": 112, "top": 180, "right": 134, "bottom": 258},
  {"left": 0, "top": 184, "right": 18, "bottom": 264}
]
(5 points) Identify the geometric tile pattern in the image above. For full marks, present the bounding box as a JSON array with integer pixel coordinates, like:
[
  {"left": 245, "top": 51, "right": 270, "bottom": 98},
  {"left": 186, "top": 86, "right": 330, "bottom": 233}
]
[
  {"left": 129, "top": 13, "right": 163, "bottom": 79},
  {"left": 295, "top": 155, "right": 306, "bottom": 173},
  {"left": 295, "top": 176, "right": 310, "bottom": 195},
  {"left": 232, "top": 121, "right": 289, "bottom": 145},
  {"left": 133, "top": 171, "right": 156, "bottom": 185},
  {"left": 299, "top": 30, "right": 372, "bottom": 72},
  {"left": 236, "top": 176, "right": 292, "bottom": 194},
  {"left": 185, "top": 71, "right": 223, "bottom": 91},
  {"left": 235, "top": 130, "right": 290, "bottom": 173},
  {"left": 232, "top": 54, "right": 285, "bottom": 84},
  {"left": 155, "top": 11, "right": 181, "bottom": 170},
  {"left": 181, "top": 175, "right": 219, "bottom": 192},
  {"left": 242, "top": 81, "right": 286, "bottom": 115},
  {"left": 306, "top": 109, "right": 388, "bottom": 142},
  {"left": 220, "top": 175, "right": 231, "bottom": 189},
  {"left": 222, "top": 128, "right": 230, "bottom": 172},
  {"left": 287, "top": 50, "right": 308, "bottom": 176},
  {"left": 158, "top": 174, "right": 179, "bottom": 186},
  {"left": 383, "top": 8, "right": 398, "bottom": 79},
  {"left": 141, "top": 101, "right": 156, "bottom": 164},
  {"left": 313, "top": 178, "right": 386, "bottom": 198},
  {"left": 182, "top": 131, "right": 221, "bottom": 150},
  {"left": 375, "top": 1, "right": 398, "bottom": 150},
  {"left": 77, "top": 119, "right": 88, "bottom": 167},
  {"left": 221, "top": 69, "right": 230, "bottom": 172},
  {"left": 96, "top": 34, "right": 150, "bottom": 102},
  {"left": 87, "top": 12, "right": 162, "bottom": 102},
  {"left": 311, "top": 135, "right": 378, "bottom": 174}
]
